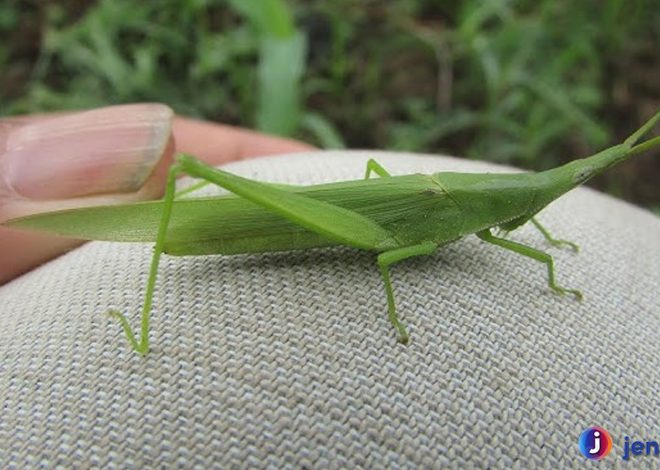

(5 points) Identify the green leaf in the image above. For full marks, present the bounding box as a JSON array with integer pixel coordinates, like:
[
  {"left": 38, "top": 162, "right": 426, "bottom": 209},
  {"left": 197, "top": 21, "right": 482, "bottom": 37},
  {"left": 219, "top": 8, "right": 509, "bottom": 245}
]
[{"left": 256, "top": 32, "right": 306, "bottom": 136}]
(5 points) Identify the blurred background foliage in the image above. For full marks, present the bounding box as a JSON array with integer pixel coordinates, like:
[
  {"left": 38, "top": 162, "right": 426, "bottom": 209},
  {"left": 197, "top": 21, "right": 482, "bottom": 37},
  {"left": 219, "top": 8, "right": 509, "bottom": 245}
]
[{"left": 1, "top": 0, "right": 658, "bottom": 210}]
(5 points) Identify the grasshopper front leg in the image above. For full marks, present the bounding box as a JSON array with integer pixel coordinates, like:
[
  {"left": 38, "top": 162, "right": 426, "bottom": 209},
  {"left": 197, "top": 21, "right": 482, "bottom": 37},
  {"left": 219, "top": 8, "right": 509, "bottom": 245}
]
[
  {"left": 530, "top": 217, "right": 579, "bottom": 252},
  {"left": 476, "top": 229, "right": 583, "bottom": 300}
]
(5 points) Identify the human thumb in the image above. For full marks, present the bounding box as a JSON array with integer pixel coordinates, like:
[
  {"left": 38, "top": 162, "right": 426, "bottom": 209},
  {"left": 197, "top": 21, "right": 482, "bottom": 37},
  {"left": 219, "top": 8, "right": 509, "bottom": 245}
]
[
  {"left": 0, "top": 103, "right": 174, "bottom": 284},
  {"left": 0, "top": 103, "right": 174, "bottom": 222}
]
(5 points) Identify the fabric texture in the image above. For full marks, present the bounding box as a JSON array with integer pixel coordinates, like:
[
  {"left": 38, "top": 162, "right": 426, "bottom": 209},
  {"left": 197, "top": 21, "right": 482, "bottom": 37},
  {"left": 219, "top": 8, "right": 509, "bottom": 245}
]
[{"left": 1, "top": 151, "right": 659, "bottom": 468}]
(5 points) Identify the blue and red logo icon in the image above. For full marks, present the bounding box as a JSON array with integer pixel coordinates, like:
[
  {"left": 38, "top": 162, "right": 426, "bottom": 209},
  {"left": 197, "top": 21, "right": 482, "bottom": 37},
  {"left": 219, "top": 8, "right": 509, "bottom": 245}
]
[{"left": 579, "top": 427, "right": 613, "bottom": 460}]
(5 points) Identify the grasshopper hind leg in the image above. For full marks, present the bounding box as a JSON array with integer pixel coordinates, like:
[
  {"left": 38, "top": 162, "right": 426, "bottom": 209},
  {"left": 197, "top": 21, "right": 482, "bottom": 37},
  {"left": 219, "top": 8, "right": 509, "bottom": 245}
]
[
  {"left": 364, "top": 159, "right": 392, "bottom": 179},
  {"left": 111, "top": 154, "right": 406, "bottom": 354},
  {"left": 108, "top": 162, "right": 184, "bottom": 355}
]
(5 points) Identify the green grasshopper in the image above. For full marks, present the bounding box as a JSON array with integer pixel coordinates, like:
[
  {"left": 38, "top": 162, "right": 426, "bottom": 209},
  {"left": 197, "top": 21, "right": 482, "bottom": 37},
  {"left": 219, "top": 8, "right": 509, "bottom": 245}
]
[{"left": 5, "top": 111, "right": 660, "bottom": 355}]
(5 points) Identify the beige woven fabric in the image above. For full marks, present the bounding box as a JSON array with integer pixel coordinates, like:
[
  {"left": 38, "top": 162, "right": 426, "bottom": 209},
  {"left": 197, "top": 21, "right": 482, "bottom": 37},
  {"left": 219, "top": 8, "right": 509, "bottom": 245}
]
[{"left": 1, "top": 151, "right": 659, "bottom": 468}]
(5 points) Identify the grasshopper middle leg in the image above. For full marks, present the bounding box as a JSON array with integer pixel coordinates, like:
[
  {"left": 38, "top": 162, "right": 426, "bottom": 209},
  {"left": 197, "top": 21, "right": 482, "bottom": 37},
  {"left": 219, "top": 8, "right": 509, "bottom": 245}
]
[{"left": 377, "top": 241, "right": 437, "bottom": 344}]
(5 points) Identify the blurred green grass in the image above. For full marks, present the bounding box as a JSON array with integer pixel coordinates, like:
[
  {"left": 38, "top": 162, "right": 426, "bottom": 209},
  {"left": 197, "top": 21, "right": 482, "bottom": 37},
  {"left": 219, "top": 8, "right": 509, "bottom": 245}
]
[{"left": 1, "top": 0, "right": 658, "bottom": 208}]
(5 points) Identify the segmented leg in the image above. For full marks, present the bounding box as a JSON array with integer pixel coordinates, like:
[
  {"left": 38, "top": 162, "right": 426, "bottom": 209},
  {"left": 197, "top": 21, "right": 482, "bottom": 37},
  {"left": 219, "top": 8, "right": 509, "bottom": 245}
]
[
  {"left": 377, "top": 241, "right": 437, "bottom": 344},
  {"left": 364, "top": 158, "right": 392, "bottom": 179},
  {"left": 107, "top": 162, "right": 184, "bottom": 355},
  {"left": 476, "top": 229, "right": 583, "bottom": 300},
  {"left": 175, "top": 178, "right": 212, "bottom": 198},
  {"left": 530, "top": 217, "right": 579, "bottom": 252},
  {"left": 110, "top": 154, "right": 402, "bottom": 354}
]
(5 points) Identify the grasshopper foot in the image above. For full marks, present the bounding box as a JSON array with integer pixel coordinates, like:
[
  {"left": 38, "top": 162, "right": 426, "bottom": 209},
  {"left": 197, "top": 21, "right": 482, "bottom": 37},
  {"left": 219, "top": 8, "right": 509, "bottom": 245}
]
[
  {"left": 548, "top": 238, "right": 580, "bottom": 253},
  {"left": 107, "top": 309, "right": 148, "bottom": 355},
  {"left": 550, "top": 286, "right": 583, "bottom": 302},
  {"left": 396, "top": 325, "right": 410, "bottom": 345}
]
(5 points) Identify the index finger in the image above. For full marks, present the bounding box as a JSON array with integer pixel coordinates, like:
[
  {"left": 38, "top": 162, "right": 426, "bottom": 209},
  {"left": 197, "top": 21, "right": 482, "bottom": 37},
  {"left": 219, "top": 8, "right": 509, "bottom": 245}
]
[{"left": 173, "top": 116, "right": 315, "bottom": 164}]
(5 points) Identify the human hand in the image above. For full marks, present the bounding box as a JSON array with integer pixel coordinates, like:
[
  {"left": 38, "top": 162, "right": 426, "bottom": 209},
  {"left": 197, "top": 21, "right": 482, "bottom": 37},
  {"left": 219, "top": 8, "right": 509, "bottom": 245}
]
[{"left": 0, "top": 103, "right": 314, "bottom": 284}]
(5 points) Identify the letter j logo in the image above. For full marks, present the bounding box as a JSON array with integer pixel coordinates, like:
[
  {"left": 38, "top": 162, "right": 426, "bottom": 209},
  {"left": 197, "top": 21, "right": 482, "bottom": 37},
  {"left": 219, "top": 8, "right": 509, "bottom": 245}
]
[{"left": 579, "top": 427, "right": 613, "bottom": 460}]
